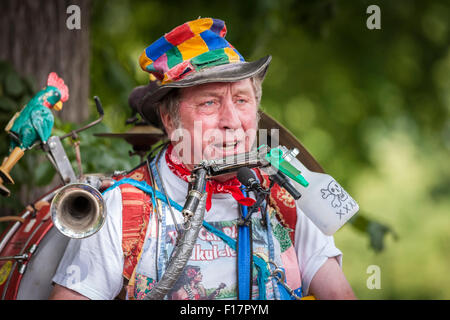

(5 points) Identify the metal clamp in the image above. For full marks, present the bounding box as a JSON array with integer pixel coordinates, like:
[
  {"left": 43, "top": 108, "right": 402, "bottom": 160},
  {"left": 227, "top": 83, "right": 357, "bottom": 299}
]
[
  {"left": 268, "top": 260, "right": 302, "bottom": 300},
  {"left": 0, "top": 243, "right": 38, "bottom": 275},
  {"left": 0, "top": 244, "right": 37, "bottom": 263}
]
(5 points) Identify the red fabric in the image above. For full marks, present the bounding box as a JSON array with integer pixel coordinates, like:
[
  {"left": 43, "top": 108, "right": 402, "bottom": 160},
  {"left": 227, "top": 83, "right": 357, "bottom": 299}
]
[
  {"left": 165, "top": 23, "right": 195, "bottom": 46},
  {"left": 254, "top": 168, "right": 298, "bottom": 244},
  {"left": 165, "top": 144, "right": 256, "bottom": 211},
  {"left": 114, "top": 164, "right": 152, "bottom": 280}
]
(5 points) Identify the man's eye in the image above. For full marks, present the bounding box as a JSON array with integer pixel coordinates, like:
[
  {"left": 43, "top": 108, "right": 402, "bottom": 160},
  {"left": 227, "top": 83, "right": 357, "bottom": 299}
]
[
  {"left": 202, "top": 100, "right": 215, "bottom": 107},
  {"left": 236, "top": 98, "right": 247, "bottom": 104}
]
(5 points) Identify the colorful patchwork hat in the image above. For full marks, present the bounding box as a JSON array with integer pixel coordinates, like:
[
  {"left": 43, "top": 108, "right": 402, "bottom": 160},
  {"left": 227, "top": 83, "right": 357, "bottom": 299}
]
[{"left": 131, "top": 17, "right": 271, "bottom": 127}]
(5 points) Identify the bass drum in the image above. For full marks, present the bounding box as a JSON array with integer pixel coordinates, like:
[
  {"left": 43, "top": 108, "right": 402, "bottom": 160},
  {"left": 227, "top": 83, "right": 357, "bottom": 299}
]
[{"left": 0, "top": 195, "right": 70, "bottom": 300}]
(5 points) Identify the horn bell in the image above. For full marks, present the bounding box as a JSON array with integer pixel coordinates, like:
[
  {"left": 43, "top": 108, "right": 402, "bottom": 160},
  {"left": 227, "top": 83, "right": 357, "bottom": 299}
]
[{"left": 50, "top": 183, "right": 106, "bottom": 239}]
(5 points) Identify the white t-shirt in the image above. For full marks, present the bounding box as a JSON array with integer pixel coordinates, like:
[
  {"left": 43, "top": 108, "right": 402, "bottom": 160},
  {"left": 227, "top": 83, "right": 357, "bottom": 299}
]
[{"left": 52, "top": 152, "right": 342, "bottom": 300}]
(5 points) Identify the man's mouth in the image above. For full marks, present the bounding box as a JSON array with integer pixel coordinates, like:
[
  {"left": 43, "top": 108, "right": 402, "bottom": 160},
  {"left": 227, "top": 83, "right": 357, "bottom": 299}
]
[
  {"left": 210, "top": 140, "right": 244, "bottom": 156},
  {"left": 215, "top": 141, "right": 239, "bottom": 150}
]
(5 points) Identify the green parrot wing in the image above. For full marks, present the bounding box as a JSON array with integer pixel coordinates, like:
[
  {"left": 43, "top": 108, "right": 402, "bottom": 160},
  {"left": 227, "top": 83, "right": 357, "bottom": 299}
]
[{"left": 30, "top": 108, "right": 55, "bottom": 143}]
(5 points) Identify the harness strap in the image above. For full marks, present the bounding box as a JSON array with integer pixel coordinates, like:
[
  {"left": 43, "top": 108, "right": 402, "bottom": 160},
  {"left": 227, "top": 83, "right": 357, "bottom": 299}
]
[
  {"left": 103, "top": 178, "right": 182, "bottom": 209},
  {"left": 237, "top": 186, "right": 252, "bottom": 300},
  {"left": 202, "top": 221, "right": 270, "bottom": 300}
]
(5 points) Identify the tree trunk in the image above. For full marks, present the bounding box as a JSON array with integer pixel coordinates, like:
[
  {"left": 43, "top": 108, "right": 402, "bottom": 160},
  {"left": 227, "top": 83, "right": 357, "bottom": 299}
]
[{"left": 0, "top": 0, "right": 91, "bottom": 123}]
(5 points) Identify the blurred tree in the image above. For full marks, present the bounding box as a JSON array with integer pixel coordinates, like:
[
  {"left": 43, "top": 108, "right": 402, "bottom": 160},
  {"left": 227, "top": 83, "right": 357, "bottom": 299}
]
[{"left": 0, "top": 0, "right": 91, "bottom": 124}]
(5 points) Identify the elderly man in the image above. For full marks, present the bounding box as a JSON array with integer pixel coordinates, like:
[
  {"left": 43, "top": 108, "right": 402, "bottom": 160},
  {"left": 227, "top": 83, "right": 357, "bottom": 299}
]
[{"left": 49, "top": 18, "right": 355, "bottom": 300}]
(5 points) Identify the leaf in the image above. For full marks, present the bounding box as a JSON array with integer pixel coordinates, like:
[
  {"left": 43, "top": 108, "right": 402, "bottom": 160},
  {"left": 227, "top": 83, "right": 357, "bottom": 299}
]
[
  {"left": 367, "top": 220, "right": 398, "bottom": 252},
  {"left": 348, "top": 213, "right": 397, "bottom": 253},
  {"left": 348, "top": 213, "right": 370, "bottom": 233},
  {"left": 4, "top": 71, "right": 25, "bottom": 99}
]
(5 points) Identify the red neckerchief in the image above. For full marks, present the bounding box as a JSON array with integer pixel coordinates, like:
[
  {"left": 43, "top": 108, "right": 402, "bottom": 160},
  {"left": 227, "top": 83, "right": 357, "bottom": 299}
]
[{"left": 165, "top": 144, "right": 256, "bottom": 211}]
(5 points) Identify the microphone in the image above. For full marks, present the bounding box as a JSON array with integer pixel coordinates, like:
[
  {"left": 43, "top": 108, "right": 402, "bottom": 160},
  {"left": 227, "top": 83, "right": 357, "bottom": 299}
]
[
  {"left": 181, "top": 168, "right": 207, "bottom": 220},
  {"left": 269, "top": 170, "right": 301, "bottom": 200},
  {"left": 237, "top": 167, "right": 265, "bottom": 193}
]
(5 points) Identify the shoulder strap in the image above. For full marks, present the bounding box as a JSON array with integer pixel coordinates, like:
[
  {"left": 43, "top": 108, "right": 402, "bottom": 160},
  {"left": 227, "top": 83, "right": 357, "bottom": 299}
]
[
  {"left": 114, "top": 163, "right": 153, "bottom": 280},
  {"left": 253, "top": 168, "right": 298, "bottom": 244}
]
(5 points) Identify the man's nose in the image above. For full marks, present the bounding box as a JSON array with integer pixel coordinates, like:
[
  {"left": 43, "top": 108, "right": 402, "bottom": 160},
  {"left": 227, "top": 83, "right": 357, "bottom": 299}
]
[{"left": 219, "top": 97, "right": 241, "bottom": 130}]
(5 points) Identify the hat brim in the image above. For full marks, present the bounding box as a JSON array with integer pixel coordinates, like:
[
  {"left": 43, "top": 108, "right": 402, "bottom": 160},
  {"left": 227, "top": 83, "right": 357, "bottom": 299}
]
[{"left": 135, "top": 55, "right": 272, "bottom": 127}]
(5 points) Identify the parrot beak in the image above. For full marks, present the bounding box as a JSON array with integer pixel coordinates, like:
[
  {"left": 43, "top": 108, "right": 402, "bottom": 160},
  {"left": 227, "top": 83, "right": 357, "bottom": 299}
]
[{"left": 53, "top": 101, "right": 63, "bottom": 111}]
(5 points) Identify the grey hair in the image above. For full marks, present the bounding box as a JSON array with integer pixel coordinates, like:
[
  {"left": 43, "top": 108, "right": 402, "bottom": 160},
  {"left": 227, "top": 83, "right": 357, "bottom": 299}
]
[
  {"left": 157, "top": 76, "right": 263, "bottom": 132},
  {"left": 156, "top": 88, "right": 182, "bottom": 131}
]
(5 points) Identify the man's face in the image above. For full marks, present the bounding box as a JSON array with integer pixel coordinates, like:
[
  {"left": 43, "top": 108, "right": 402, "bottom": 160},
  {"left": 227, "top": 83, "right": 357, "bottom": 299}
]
[{"left": 164, "top": 78, "right": 259, "bottom": 170}]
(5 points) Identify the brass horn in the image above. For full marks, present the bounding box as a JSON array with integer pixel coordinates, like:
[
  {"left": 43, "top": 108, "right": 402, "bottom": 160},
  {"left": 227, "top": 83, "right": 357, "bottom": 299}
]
[{"left": 50, "top": 183, "right": 106, "bottom": 239}]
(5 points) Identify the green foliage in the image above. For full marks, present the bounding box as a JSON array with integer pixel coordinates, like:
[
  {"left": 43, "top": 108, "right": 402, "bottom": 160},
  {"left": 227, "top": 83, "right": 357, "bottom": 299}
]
[
  {"left": 52, "top": 117, "right": 141, "bottom": 177},
  {"left": 0, "top": 61, "right": 38, "bottom": 213}
]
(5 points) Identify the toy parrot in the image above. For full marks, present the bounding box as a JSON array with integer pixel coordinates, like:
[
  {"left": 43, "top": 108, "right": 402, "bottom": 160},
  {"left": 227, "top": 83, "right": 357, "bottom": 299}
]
[{"left": 0, "top": 72, "right": 69, "bottom": 196}]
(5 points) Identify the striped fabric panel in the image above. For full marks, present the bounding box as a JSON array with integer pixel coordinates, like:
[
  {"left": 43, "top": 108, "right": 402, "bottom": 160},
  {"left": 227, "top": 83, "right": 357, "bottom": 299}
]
[
  {"left": 114, "top": 165, "right": 154, "bottom": 280},
  {"left": 120, "top": 184, "right": 152, "bottom": 279}
]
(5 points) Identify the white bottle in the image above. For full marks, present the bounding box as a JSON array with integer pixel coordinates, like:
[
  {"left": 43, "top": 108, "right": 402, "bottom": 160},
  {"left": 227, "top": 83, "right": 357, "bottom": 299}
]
[{"left": 275, "top": 147, "right": 359, "bottom": 236}]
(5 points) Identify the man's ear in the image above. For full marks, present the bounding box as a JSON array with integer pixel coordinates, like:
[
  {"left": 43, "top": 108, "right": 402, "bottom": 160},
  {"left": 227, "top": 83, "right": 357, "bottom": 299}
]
[{"left": 159, "top": 107, "right": 175, "bottom": 137}]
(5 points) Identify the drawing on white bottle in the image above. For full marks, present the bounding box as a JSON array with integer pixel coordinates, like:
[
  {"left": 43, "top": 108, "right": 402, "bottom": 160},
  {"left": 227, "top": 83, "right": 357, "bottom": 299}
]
[
  {"left": 320, "top": 180, "right": 349, "bottom": 208},
  {"left": 336, "top": 199, "right": 358, "bottom": 220}
]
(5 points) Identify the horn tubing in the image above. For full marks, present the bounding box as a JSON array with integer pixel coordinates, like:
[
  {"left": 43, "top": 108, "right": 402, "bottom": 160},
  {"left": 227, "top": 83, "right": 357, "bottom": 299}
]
[
  {"left": 50, "top": 183, "right": 106, "bottom": 239},
  {"left": 143, "top": 193, "right": 207, "bottom": 300}
]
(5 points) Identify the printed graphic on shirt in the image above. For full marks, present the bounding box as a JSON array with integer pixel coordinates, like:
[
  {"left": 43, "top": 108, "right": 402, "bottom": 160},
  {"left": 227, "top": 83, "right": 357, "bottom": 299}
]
[
  {"left": 131, "top": 208, "right": 300, "bottom": 300},
  {"left": 164, "top": 218, "right": 275, "bottom": 300}
]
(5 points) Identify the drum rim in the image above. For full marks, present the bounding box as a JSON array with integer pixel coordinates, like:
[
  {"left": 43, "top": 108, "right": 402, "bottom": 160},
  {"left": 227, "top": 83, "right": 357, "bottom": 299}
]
[
  {"left": 4, "top": 218, "right": 54, "bottom": 300},
  {"left": 0, "top": 186, "right": 61, "bottom": 253},
  {"left": 0, "top": 192, "right": 57, "bottom": 300}
]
